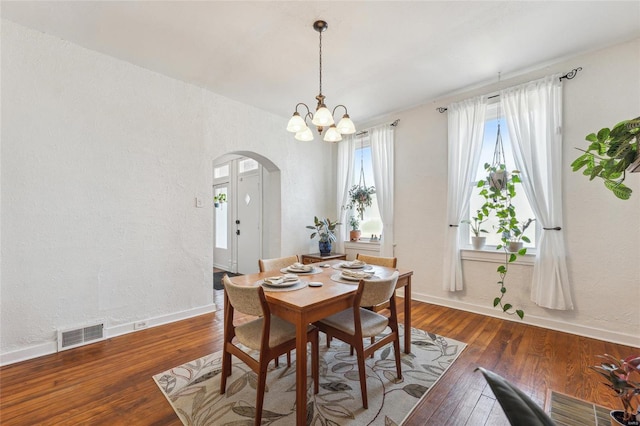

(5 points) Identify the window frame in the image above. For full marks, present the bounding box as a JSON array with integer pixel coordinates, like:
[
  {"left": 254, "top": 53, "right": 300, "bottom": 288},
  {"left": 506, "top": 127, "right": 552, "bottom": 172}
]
[{"left": 460, "top": 101, "right": 540, "bottom": 255}]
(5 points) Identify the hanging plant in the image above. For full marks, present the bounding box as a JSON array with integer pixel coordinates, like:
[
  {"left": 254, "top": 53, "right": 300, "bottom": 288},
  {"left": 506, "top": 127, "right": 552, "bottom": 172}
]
[
  {"left": 345, "top": 136, "right": 376, "bottom": 221},
  {"left": 478, "top": 162, "right": 529, "bottom": 319},
  {"left": 346, "top": 184, "right": 375, "bottom": 221}
]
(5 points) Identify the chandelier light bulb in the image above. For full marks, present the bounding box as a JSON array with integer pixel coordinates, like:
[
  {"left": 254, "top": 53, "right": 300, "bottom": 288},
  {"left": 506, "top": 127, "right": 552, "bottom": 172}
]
[
  {"left": 312, "top": 106, "right": 334, "bottom": 127},
  {"left": 323, "top": 125, "right": 343, "bottom": 142},
  {"left": 286, "top": 112, "right": 307, "bottom": 133},
  {"left": 336, "top": 114, "right": 356, "bottom": 134},
  {"left": 295, "top": 126, "right": 314, "bottom": 141}
]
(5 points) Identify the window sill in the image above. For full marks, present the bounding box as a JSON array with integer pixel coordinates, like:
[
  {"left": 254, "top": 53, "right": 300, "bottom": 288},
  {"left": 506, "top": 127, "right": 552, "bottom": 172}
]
[{"left": 461, "top": 248, "right": 535, "bottom": 266}]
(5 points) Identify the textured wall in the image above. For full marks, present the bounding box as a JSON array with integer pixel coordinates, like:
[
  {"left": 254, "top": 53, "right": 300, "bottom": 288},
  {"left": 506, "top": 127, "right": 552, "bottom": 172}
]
[
  {"left": 374, "top": 38, "right": 640, "bottom": 347},
  {"left": 1, "top": 20, "right": 332, "bottom": 362}
]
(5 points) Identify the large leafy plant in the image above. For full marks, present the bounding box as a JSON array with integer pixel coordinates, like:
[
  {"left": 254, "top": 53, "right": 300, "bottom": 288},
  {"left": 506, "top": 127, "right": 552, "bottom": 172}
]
[
  {"left": 571, "top": 117, "right": 639, "bottom": 200},
  {"left": 306, "top": 216, "right": 341, "bottom": 243}
]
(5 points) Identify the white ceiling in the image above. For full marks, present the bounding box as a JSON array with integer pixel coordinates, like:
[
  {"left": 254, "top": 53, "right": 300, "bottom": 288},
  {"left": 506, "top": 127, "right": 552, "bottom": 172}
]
[{"left": 2, "top": 1, "right": 639, "bottom": 124}]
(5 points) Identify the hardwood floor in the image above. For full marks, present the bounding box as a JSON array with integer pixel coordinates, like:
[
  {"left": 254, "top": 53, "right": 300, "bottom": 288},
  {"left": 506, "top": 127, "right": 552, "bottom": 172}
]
[{"left": 1, "top": 291, "right": 635, "bottom": 425}]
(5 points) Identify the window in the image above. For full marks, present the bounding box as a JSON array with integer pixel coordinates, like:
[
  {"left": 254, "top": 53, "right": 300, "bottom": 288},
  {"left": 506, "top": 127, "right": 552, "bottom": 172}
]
[
  {"left": 464, "top": 102, "right": 537, "bottom": 249},
  {"left": 351, "top": 139, "right": 383, "bottom": 237}
]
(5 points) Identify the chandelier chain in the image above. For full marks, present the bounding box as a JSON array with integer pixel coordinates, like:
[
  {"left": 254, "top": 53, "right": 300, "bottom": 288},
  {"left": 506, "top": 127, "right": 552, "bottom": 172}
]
[{"left": 318, "top": 30, "right": 323, "bottom": 96}]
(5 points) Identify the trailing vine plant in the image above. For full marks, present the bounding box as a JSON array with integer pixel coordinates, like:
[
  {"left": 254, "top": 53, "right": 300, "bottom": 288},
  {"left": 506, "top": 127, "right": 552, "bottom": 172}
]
[{"left": 477, "top": 162, "right": 529, "bottom": 319}]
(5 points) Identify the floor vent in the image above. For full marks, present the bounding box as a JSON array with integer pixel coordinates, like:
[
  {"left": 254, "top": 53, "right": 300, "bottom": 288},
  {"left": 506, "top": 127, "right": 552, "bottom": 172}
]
[{"left": 57, "top": 323, "right": 105, "bottom": 351}]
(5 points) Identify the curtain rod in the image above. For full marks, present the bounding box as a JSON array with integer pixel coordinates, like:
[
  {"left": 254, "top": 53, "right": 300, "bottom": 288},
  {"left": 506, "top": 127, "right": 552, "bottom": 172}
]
[
  {"left": 356, "top": 119, "right": 400, "bottom": 136},
  {"left": 436, "top": 67, "right": 582, "bottom": 113}
]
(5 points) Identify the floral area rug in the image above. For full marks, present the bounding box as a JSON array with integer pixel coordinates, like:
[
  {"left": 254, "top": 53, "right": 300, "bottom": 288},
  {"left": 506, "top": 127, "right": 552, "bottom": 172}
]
[{"left": 153, "top": 325, "right": 466, "bottom": 425}]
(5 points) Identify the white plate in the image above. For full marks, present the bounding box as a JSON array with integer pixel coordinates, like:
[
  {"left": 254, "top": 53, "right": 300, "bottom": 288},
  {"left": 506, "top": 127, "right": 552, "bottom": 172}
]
[
  {"left": 340, "top": 272, "right": 374, "bottom": 281},
  {"left": 339, "top": 262, "right": 366, "bottom": 269},
  {"left": 262, "top": 279, "right": 300, "bottom": 288}
]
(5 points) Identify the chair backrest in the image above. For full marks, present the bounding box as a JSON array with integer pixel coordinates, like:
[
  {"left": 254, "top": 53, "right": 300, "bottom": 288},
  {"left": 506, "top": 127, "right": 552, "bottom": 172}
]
[
  {"left": 356, "top": 253, "right": 397, "bottom": 268},
  {"left": 358, "top": 271, "right": 399, "bottom": 307},
  {"left": 222, "top": 275, "right": 265, "bottom": 317},
  {"left": 258, "top": 255, "right": 300, "bottom": 272}
]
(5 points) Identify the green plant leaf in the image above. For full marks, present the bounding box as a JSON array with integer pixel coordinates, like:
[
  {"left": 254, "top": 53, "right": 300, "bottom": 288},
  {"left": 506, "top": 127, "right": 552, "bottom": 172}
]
[
  {"left": 508, "top": 253, "right": 517, "bottom": 263},
  {"left": 518, "top": 248, "right": 527, "bottom": 256},
  {"left": 497, "top": 265, "right": 506, "bottom": 273},
  {"left": 585, "top": 133, "right": 598, "bottom": 142},
  {"left": 604, "top": 180, "right": 632, "bottom": 200},
  {"left": 516, "top": 310, "right": 525, "bottom": 319},
  {"left": 503, "top": 303, "right": 512, "bottom": 311},
  {"left": 596, "top": 127, "right": 611, "bottom": 143},
  {"left": 493, "top": 297, "right": 500, "bottom": 307},
  {"left": 500, "top": 287, "right": 506, "bottom": 294},
  {"left": 521, "top": 236, "right": 531, "bottom": 243}
]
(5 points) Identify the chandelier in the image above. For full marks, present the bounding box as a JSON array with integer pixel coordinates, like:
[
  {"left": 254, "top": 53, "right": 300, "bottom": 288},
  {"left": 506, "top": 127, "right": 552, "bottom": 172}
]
[{"left": 286, "top": 20, "right": 356, "bottom": 142}]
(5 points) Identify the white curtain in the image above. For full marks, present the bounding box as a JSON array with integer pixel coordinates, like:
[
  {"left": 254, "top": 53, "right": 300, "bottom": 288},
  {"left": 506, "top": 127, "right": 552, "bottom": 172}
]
[
  {"left": 501, "top": 74, "right": 573, "bottom": 310},
  {"left": 336, "top": 135, "right": 355, "bottom": 254},
  {"left": 443, "top": 96, "right": 487, "bottom": 291},
  {"left": 370, "top": 124, "right": 395, "bottom": 257}
]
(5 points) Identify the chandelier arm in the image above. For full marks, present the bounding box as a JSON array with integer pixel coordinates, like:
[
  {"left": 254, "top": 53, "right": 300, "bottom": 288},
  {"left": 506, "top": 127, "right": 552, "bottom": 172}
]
[
  {"left": 295, "top": 102, "right": 312, "bottom": 116},
  {"left": 332, "top": 104, "right": 348, "bottom": 116}
]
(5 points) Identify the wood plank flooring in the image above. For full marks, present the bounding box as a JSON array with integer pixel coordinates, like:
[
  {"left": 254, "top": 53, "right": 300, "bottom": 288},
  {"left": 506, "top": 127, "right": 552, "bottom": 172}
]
[{"left": 1, "top": 291, "right": 636, "bottom": 425}]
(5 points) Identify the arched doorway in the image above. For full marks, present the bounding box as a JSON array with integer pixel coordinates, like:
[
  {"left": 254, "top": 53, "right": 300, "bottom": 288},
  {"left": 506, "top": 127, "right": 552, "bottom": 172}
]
[{"left": 212, "top": 151, "right": 281, "bottom": 275}]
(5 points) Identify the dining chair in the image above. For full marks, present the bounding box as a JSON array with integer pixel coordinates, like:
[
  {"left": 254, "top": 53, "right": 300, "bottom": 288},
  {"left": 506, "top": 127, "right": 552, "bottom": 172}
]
[
  {"left": 220, "top": 275, "right": 319, "bottom": 426},
  {"left": 257, "top": 254, "right": 301, "bottom": 367},
  {"left": 258, "top": 255, "right": 300, "bottom": 272},
  {"left": 315, "top": 271, "right": 402, "bottom": 409},
  {"left": 355, "top": 253, "right": 397, "bottom": 312},
  {"left": 355, "top": 253, "right": 397, "bottom": 268}
]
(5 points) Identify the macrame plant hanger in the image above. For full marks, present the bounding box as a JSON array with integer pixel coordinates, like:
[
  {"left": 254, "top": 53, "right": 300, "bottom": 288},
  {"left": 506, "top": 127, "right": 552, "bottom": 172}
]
[
  {"left": 357, "top": 136, "right": 367, "bottom": 190},
  {"left": 489, "top": 72, "right": 508, "bottom": 192}
]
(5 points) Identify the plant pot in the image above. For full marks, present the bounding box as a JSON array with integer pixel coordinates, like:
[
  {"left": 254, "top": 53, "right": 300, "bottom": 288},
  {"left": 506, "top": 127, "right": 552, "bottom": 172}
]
[
  {"left": 472, "top": 236, "right": 486, "bottom": 250},
  {"left": 318, "top": 241, "right": 332, "bottom": 256},
  {"left": 489, "top": 170, "right": 508, "bottom": 191},
  {"left": 349, "top": 230, "right": 361, "bottom": 242},
  {"left": 610, "top": 410, "right": 639, "bottom": 426},
  {"left": 214, "top": 202, "right": 220, "bottom": 208},
  {"left": 507, "top": 241, "right": 523, "bottom": 253}
]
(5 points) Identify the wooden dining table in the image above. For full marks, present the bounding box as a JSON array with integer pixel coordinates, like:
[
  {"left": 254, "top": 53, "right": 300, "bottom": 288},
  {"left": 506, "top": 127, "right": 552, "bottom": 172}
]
[{"left": 228, "top": 259, "right": 413, "bottom": 426}]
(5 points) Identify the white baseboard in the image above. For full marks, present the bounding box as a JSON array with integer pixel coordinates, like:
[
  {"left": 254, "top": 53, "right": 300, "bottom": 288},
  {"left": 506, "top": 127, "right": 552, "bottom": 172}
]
[
  {"left": 412, "top": 292, "right": 640, "bottom": 348},
  {"left": 0, "top": 303, "right": 217, "bottom": 366}
]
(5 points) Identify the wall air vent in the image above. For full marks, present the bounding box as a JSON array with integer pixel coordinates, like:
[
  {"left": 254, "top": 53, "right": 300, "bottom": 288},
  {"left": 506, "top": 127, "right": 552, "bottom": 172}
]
[{"left": 57, "top": 323, "right": 105, "bottom": 351}]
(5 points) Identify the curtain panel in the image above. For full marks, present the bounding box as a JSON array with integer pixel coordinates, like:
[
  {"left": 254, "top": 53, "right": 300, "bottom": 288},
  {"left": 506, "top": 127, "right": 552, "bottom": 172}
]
[
  {"left": 502, "top": 74, "right": 574, "bottom": 310},
  {"left": 443, "top": 96, "right": 487, "bottom": 291},
  {"left": 336, "top": 135, "right": 355, "bottom": 254},
  {"left": 370, "top": 124, "right": 395, "bottom": 257}
]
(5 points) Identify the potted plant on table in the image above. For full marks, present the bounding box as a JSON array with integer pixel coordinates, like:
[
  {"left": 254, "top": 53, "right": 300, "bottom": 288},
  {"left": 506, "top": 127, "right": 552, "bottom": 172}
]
[
  {"left": 591, "top": 354, "right": 640, "bottom": 425},
  {"left": 462, "top": 209, "right": 489, "bottom": 249},
  {"left": 571, "top": 117, "right": 639, "bottom": 200},
  {"left": 306, "top": 216, "right": 341, "bottom": 256},
  {"left": 348, "top": 216, "right": 361, "bottom": 242}
]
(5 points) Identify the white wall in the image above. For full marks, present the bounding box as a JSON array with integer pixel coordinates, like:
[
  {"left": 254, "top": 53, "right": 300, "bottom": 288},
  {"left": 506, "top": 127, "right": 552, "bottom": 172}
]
[
  {"left": 370, "top": 38, "right": 640, "bottom": 347},
  {"left": 0, "top": 20, "right": 332, "bottom": 364}
]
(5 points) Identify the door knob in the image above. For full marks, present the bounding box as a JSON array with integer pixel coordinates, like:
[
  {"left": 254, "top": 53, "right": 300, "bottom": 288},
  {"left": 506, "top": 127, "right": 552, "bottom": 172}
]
[{"left": 236, "top": 230, "right": 240, "bottom": 235}]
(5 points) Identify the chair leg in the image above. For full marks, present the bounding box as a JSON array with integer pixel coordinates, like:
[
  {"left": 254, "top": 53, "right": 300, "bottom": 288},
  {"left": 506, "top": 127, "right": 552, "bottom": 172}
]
[
  {"left": 220, "top": 347, "right": 232, "bottom": 394},
  {"left": 287, "top": 350, "right": 291, "bottom": 367},
  {"left": 370, "top": 336, "right": 375, "bottom": 358},
  {"left": 311, "top": 329, "right": 319, "bottom": 394},
  {"left": 254, "top": 363, "right": 269, "bottom": 426},
  {"left": 354, "top": 345, "right": 368, "bottom": 409},
  {"left": 274, "top": 356, "right": 279, "bottom": 367},
  {"left": 393, "top": 333, "right": 403, "bottom": 380}
]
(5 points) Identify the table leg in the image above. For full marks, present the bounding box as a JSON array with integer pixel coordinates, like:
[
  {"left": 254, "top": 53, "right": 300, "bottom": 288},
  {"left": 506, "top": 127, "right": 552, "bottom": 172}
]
[
  {"left": 295, "top": 315, "right": 308, "bottom": 425},
  {"left": 404, "top": 276, "right": 412, "bottom": 354}
]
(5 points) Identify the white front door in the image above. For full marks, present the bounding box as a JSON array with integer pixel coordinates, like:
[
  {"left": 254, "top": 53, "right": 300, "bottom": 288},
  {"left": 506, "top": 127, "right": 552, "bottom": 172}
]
[{"left": 236, "top": 168, "right": 261, "bottom": 274}]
